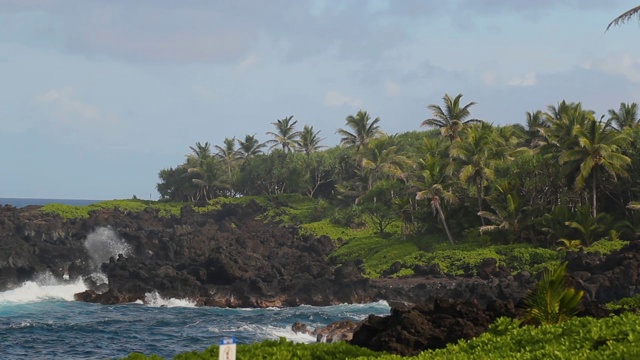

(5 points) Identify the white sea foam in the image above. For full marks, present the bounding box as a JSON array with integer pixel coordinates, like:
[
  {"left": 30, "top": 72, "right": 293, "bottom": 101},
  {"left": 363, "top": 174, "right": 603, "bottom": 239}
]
[
  {"left": 264, "top": 325, "right": 316, "bottom": 343},
  {"left": 207, "top": 324, "right": 316, "bottom": 343},
  {"left": 144, "top": 291, "right": 196, "bottom": 308},
  {"left": 0, "top": 274, "right": 87, "bottom": 304}
]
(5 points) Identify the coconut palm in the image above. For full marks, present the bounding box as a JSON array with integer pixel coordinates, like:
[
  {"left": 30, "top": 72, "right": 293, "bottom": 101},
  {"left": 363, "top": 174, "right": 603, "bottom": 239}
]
[
  {"left": 558, "top": 117, "right": 631, "bottom": 217},
  {"left": 608, "top": 102, "right": 639, "bottom": 130},
  {"left": 360, "top": 138, "right": 410, "bottom": 190},
  {"left": 607, "top": 5, "right": 640, "bottom": 30},
  {"left": 415, "top": 146, "right": 458, "bottom": 245},
  {"left": 336, "top": 110, "right": 384, "bottom": 151},
  {"left": 214, "top": 137, "right": 239, "bottom": 179},
  {"left": 514, "top": 110, "right": 549, "bottom": 149},
  {"left": 540, "top": 101, "right": 594, "bottom": 157},
  {"left": 186, "top": 141, "right": 213, "bottom": 168},
  {"left": 478, "top": 180, "right": 527, "bottom": 244},
  {"left": 266, "top": 115, "right": 299, "bottom": 152},
  {"left": 449, "top": 122, "right": 500, "bottom": 225},
  {"left": 237, "top": 134, "right": 266, "bottom": 161},
  {"left": 421, "top": 93, "right": 481, "bottom": 142},
  {"left": 296, "top": 125, "right": 325, "bottom": 155}
]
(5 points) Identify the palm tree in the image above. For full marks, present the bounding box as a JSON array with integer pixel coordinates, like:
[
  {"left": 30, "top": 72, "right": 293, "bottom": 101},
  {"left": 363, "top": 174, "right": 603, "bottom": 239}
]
[
  {"left": 421, "top": 93, "right": 481, "bottom": 142},
  {"left": 540, "top": 101, "right": 594, "bottom": 156},
  {"left": 266, "top": 115, "right": 299, "bottom": 152},
  {"left": 188, "top": 157, "right": 224, "bottom": 202},
  {"left": 449, "top": 122, "right": 500, "bottom": 225},
  {"left": 478, "top": 180, "right": 527, "bottom": 244},
  {"left": 186, "top": 141, "right": 213, "bottom": 168},
  {"left": 415, "top": 145, "right": 458, "bottom": 245},
  {"left": 558, "top": 117, "right": 631, "bottom": 217},
  {"left": 214, "top": 137, "right": 239, "bottom": 179},
  {"left": 336, "top": 110, "right": 384, "bottom": 151},
  {"left": 296, "top": 125, "right": 325, "bottom": 155},
  {"left": 237, "top": 134, "right": 266, "bottom": 161},
  {"left": 360, "top": 139, "right": 410, "bottom": 190},
  {"left": 607, "top": 5, "right": 640, "bottom": 30},
  {"left": 513, "top": 110, "right": 548, "bottom": 149},
  {"left": 608, "top": 102, "right": 639, "bottom": 130}
]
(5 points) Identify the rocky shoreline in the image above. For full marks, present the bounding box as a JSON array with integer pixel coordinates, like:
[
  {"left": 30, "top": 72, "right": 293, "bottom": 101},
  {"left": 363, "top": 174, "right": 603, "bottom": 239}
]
[{"left": 1, "top": 201, "right": 639, "bottom": 353}]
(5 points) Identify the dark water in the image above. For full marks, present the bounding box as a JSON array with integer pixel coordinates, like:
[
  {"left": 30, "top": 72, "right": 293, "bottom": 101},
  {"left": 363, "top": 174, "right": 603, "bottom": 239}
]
[
  {"left": 0, "top": 281, "right": 390, "bottom": 360},
  {"left": 0, "top": 198, "right": 102, "bottom": 208}
]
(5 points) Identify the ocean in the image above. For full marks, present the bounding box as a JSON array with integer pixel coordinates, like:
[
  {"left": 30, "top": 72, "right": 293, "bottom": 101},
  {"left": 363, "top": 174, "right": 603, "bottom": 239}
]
[
  {"left": 0, "top": 280, "right": 390, "bottom": 359},
  {"left": 0, "top": 198, "right": 102, "bottom": 208},
  {"left": 0, "top": 198, "right": 391, "bottom": 359}
]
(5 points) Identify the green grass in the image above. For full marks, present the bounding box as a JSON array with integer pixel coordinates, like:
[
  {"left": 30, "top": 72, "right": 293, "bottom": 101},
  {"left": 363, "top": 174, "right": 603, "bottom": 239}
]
[{"left": 40, "top": 199, "right": 184, "bottom": 219}]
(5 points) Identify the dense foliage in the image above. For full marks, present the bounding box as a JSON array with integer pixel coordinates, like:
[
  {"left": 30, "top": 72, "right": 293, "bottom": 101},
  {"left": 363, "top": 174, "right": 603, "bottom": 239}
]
[
  {"left": 121, "top": 312, "right": 640, "bottom": 359},
  {"left": 154, "top": 96, "right": 640, "bottom": 254}
]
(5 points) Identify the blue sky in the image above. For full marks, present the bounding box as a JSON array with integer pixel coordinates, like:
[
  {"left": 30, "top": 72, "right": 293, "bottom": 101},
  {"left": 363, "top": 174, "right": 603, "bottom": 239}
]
[{"left": 1, "top": 0, "right": 640, "bottom": 200}]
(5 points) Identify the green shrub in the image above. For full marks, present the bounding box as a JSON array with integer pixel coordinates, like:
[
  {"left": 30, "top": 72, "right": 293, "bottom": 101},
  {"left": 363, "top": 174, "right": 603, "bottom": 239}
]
[
  {"left": 586, "top": 239, "right": 629, "bottom": 254},
  {"left": 605, "top": 294, "right": 640, "bottom": 312},
  {"left": 41, "top": 200, "right": 184, "bottom": 219}
]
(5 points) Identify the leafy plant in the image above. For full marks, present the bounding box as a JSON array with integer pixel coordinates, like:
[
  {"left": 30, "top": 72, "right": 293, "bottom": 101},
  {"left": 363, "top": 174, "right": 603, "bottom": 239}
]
[{"left": 523, "top": 262, "right": 584, "bottom": 325}]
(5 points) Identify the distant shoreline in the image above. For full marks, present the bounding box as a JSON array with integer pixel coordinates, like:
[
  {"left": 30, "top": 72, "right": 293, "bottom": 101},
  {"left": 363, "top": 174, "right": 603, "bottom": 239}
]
[{"left": 0, "top": 198, "right": 104, "bottom": 208}]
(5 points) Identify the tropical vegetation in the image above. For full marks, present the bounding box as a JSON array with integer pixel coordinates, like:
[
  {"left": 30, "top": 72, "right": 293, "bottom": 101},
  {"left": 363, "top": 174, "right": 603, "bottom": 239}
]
[{"left": 152, "top": 96, "right": 640, "bottom": 256}]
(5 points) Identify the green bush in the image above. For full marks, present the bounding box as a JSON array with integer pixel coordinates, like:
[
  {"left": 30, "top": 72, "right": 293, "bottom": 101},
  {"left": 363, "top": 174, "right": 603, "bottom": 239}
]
[
  {"left": 605, "top": 294, "right": 640, "bottom": 312},
  {"left": 121, "top": 337, "right": 387, "bottom": 360},
  {"left": 41, "top": 200, "right": 184, "bottom": 219}
]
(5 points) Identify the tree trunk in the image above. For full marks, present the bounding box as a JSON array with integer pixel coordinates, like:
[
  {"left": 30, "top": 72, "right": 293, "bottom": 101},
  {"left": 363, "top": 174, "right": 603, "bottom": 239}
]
[
  {"left": 436, "top": 202, "right": 456, "bottom": 245},
  {"left": 592, "top": 172, "right": 597, "bottom": 218},
  {"left": 477, "top": 182, "right": 485, "bottom": 226}
]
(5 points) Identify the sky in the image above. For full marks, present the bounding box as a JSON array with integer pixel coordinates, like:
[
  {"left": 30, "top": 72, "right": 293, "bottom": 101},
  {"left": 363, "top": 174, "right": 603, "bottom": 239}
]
[{"left": 1, "top": 0, "right": 640, "bottom": 200}]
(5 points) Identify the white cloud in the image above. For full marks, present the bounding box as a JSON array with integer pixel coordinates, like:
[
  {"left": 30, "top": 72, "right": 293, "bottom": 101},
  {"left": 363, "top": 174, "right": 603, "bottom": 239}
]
[
  {"left": 481, "top": 70, "right": 498, "bottom": 86},
  {"left": 583, "top": 54, "right": 640, "bottom": 83},
  {"left": 385, "top": 80, "right": 401, "bottom": 97},
  {"left": 507, "top": 72, "right": 537, "bottom": 87},
  {"left": 37, "top": 86, "right": 116, "bottom": 126},
  {"left": 235, "top": 53, "right": 260, "bottom": 73},
  {"left": 194, "top": 85, "right": 216, "bottom": 100},
  {"left": 324, "top": 90, "right": 363, "bottom": 109}
]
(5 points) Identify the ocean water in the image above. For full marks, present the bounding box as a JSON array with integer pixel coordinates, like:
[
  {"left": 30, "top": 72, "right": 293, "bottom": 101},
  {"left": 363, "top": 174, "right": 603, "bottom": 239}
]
[
  {"left": 0, "top": 280, "right": 390, "bottom": 359},
  {"left": 0, "top": 198, "right": 102, "bottom": 208}
]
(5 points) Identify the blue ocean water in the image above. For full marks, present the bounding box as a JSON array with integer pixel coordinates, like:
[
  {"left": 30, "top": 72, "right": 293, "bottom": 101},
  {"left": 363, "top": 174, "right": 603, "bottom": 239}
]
[
  {"left": 0, "top": 280, "right": 390, "bottom": 359},
  {"left": 0, "top": 198, "right": 102, "bottom": 208}
]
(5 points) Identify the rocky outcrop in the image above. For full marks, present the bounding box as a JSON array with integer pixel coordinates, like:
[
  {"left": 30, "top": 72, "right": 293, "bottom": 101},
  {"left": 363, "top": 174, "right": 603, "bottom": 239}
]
[
  {"left": 291, "top": 320, "right": 359, "bottom": 343},
  {"left": 3, "top": 202, "right": 640, "bottom": 312},
  {"left": 350, "top": 298, "right": 519, "bottom": 356}
]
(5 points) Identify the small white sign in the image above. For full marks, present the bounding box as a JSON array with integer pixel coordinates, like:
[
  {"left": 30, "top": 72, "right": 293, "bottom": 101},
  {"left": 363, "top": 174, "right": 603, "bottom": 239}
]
[{"left": 218, "top": 337, "right": 237, "bottom": 360}]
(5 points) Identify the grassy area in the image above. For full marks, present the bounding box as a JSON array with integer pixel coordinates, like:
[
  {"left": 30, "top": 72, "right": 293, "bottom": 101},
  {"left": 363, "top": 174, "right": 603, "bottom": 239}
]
[{"left": 40, "top": 199, "right": 184, "bottom": 219}]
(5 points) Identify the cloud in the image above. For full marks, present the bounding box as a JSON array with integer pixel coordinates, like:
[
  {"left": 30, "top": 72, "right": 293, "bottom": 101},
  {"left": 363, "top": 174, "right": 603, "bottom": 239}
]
[
  {"left": 385, "top": 80, "right": 401, "bottom": 97},
  {"left": 235, "top": 53, "right": 260, "bottom": 73},
  {"left": 37, "top": 86, "right": 117, "bottom": 127},
  {"left": 583, "top": 53, "right": 640, "bottom": 83},
  {"left": 324, "top": 91, "right": 363, "bottom": 109},
  {"left": 507, "top": 72, "right": 537, "bottom": 87}
]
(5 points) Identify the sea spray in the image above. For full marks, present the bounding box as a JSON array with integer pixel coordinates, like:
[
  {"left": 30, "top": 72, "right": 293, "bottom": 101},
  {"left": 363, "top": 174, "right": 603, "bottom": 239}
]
[
  {"left": 83, "top": 227, "right": 132, "bottom": 286},
  {"left": 84, "top": 227, "right": 132, "bottom": 266}
]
